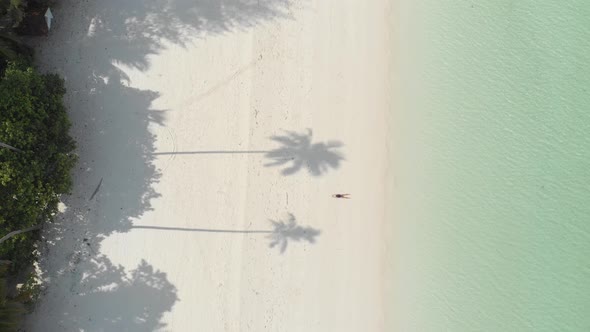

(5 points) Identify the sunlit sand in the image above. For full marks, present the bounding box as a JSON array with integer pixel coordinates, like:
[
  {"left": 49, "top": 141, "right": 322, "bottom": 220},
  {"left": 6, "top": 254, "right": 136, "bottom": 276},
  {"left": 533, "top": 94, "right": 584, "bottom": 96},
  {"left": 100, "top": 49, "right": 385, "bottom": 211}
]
[{"left": 26, "top": 0, "right": 392, "bottom": 330}]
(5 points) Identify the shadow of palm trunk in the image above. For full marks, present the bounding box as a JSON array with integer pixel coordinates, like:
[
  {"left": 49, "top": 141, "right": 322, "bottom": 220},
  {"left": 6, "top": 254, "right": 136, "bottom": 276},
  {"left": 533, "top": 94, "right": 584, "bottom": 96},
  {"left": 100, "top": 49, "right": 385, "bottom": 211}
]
[
  {"left": 26, "top": 0, "right": 307, "bottom": 329},
  {"left": 149, "top": 129, "right": 344, "bottom": 176},
  {"left": 132, "top": 213, "right": 320, "bottom": 253}
]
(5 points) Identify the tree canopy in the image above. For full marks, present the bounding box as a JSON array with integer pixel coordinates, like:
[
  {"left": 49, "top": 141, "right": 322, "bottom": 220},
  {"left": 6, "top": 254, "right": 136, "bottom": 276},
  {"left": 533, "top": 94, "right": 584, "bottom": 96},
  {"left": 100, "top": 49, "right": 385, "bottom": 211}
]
[
  {"left": 0, "top": 262, "right": 24, "bottom": 332},
  {"left": 0, "top": 60, "right": 76, "bottom": 269},
  {"left": 0, "top": 0, "right": 26, "bottom": 28}
]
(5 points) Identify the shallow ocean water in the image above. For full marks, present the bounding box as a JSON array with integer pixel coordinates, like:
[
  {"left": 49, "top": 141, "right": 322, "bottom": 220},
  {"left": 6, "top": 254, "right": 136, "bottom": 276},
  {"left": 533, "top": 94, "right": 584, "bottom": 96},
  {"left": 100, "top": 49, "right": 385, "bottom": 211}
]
[{"left": 390, "top": 1, "right": 590, "bottom": 330}]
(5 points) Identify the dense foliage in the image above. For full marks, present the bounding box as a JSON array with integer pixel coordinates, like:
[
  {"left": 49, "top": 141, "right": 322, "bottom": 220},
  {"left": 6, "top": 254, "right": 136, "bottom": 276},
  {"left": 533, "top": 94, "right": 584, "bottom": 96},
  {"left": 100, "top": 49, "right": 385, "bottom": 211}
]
[
  {"left": 0, "top": 60, "right": 76, "bottom": 271},
  {"left": 0, "top": 0, "right": 26, "bottom": 28},
  {"left": 0, "top": 3, "right": 73, "bottom": 330},
  {"left": 0, "top": 0, "right": 28, "bottom": 65},
  {"left": 0, "top": 262, "right": 24, "bottom": 332}
]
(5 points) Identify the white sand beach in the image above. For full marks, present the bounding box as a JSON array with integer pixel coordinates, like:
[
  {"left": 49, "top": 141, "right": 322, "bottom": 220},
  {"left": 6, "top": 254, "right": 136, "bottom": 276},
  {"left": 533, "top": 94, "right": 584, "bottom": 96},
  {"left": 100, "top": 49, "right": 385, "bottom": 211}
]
[{"left": 25, "top": 0, "right": 393, "bottom": 330}]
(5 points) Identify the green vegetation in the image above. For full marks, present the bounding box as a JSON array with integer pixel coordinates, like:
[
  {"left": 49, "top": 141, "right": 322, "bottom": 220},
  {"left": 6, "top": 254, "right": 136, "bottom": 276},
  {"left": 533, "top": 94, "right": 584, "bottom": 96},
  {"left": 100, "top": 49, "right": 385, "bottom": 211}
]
[
  {"left": 0, "top": 0, "right": 32, "bottom": 69},
  {"left": 0, "top": 0, "right": 76, "bottom": 329},
  {"left": 0, "top": 0, "right": 27, "bottom": 28},
  {"left": 0, "top": 59, "right": 77, "bottom": 271},
  {"left": 0, "top": 21, "right": 76, "bottom": 332},
  {"left": 0, "top": 31, "right": 28, "bottom": 61},
  {"left": 0, "top": 262, "right": 25, "bottom": 332},
  {"left": 0, "top": 59, "right": 76, "bottom": 328}
]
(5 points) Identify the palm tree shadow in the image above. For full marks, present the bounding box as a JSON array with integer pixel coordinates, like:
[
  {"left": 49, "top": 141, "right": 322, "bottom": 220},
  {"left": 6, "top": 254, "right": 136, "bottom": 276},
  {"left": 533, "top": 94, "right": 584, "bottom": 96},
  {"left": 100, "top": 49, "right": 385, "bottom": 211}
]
[
  {"left": 265, "top": 129, "right": 344, "bottom": 176},
  {"left": 26, "top": 0, "right": 303, "bottom": 329},
  {"left": 131, "top": 213, "right": 321, "bottom": 254},
  {"left": 268, "top": 213, "right": 321, "bottom": 253},
  {"left": 148, "top": 128, "right": 345, "bottom": 177}
]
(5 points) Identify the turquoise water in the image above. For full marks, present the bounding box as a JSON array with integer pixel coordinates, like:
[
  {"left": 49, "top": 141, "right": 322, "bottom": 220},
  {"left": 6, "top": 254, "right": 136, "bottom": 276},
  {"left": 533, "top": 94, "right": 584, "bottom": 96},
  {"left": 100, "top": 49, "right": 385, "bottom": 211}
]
[{"left": 391, "top": 1, "right": 590, "bottom": 330}]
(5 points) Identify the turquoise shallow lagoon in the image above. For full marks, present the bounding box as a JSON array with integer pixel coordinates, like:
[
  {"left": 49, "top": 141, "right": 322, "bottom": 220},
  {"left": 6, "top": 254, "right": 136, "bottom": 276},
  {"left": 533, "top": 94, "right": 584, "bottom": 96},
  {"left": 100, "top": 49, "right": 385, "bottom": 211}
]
[{"left": 390, "top": 1, "right": 590, "bottom": 330}]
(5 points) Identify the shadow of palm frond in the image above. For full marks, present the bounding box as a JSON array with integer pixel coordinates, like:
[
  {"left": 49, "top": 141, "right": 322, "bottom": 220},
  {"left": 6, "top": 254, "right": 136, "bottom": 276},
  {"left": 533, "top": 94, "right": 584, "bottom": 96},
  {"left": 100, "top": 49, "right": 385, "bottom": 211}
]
[
  {"left": 28, "top": 0, "right": 304, "bottom": 329},
  {"left": 268, "top": 213, "right": 321, "bottom": 253},
  {"left": 265, "top": 129, "right": 344, "bottom": 176}
]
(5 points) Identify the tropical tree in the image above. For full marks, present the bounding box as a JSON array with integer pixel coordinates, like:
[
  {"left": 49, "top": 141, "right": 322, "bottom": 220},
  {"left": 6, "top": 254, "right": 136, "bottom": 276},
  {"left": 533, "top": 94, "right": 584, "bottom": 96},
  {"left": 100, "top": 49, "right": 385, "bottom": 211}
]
[
  {"left": 0, "top": 60, "right": 77, "bottom": 271},
  {"left": 0, "top": 262, "right": 24, "bottom": 332},
  {"left": 0, "top": 31, "right": 30, "bottom": 62},
  {"left": 0, "top": 0, "right": 32, "bottom": 69},
  {"left": 0, "top": 0, "right": 26, "bottom": 28}
]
